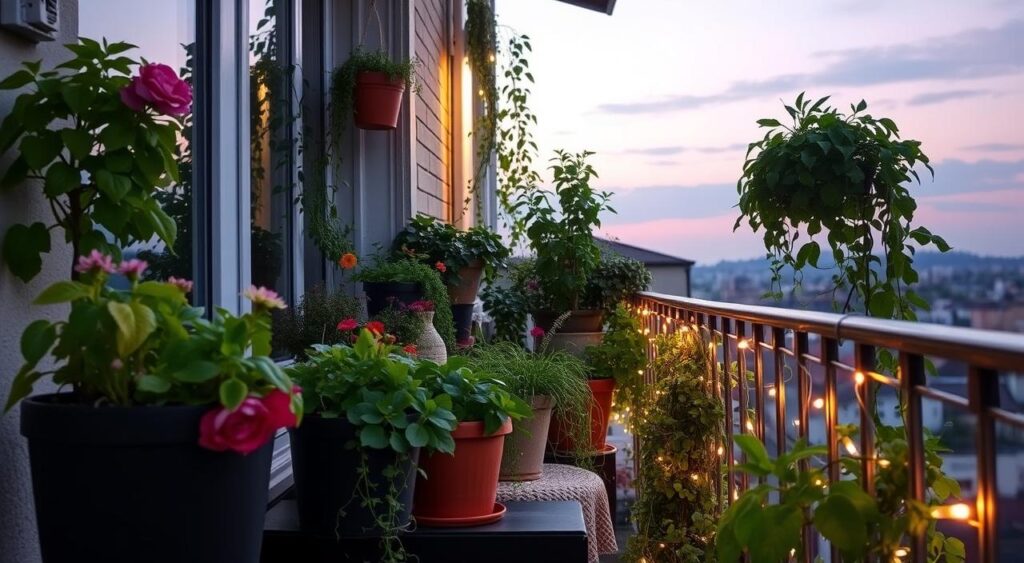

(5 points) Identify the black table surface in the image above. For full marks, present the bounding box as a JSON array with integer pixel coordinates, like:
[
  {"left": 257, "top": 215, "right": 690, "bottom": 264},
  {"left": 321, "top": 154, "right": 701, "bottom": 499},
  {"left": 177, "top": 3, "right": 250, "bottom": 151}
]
[{"left": 262, "top": 499, "right": 589, "bottom": 563}]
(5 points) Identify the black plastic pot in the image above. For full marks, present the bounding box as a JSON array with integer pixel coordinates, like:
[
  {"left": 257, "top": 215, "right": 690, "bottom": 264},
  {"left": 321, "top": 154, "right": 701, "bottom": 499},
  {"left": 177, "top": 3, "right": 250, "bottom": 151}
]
[
  {"left": 363, "top": 281, "right": 425, "bottom": 316},
  {"left": 532, "top": 309, "right": 605, "bottom": 333},
  {"left": 289, "top": 415, "right": 420, "bottom": 538},
  {"left": 20, "top": 394, "right": 272, "bottom": 563},
  {"left": 451, "top": 303, "right": 475, "bottom": 343}
]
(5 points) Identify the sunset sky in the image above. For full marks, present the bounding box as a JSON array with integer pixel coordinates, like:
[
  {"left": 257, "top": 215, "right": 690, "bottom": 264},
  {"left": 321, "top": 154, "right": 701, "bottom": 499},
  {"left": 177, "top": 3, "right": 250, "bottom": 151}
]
[{"left": 500, "top": 0, "right": 1024, "bottom": 264}]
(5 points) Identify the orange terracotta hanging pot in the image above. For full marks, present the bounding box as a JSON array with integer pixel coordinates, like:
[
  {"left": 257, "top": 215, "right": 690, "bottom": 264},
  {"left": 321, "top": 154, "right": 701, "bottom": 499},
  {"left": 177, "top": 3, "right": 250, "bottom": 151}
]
[{"left": 353, "top": 71, "right": 405, "bottom": 130}]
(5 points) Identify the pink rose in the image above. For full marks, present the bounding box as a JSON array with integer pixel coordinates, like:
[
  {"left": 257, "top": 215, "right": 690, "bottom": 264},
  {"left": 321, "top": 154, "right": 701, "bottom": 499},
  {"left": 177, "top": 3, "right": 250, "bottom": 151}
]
[
  {"left": 530, "top": 326, "right": 545, "bottom": 338},
  {"left": 120, "top": 63, "right": 193, "bottom": 116},
  {"left": 198, "top": 390, "right": 298, "bottom": 455}
]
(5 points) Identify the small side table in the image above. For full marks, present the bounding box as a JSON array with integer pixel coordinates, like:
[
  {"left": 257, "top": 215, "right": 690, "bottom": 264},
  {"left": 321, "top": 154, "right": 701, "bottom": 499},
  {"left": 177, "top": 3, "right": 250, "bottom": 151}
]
[{"left": 498, "top": 463, "right": 618, "bottom": 563}]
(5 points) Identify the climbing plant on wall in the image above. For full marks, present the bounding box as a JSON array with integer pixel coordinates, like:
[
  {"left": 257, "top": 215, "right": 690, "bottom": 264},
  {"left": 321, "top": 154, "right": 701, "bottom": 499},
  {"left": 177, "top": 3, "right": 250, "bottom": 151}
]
[{"left": 625, "top": 329, "right": 723, "bottom": 563}]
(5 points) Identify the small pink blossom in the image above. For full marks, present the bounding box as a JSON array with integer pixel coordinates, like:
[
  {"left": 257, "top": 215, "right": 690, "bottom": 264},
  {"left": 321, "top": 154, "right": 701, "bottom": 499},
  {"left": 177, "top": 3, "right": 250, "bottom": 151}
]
[
  {"left": 244, "top": 285, "right": 286, "bottom": 310},
  {"left": 74, "top": 250, "right": 116, "bottom": 275},
  {"left": 110, "top": 358, "right": 124, "bottom": 370},
  {"left": 530, "top": 326, "right": 545, "bottom": 338},
  {"left": 408, "top": 300, "right": 434, "bottom": 313},
  {"left": 336, "top": 318, "right": 358, "bottom": 331},
  {"left": 525, "top": 279, "right": 540, "bottom": 292},
  {"left": 167, "top": 276, "right": 194, "bottom": 293},
  {"left": 118, "top": 259, "right": 148, "bottom": 280}
]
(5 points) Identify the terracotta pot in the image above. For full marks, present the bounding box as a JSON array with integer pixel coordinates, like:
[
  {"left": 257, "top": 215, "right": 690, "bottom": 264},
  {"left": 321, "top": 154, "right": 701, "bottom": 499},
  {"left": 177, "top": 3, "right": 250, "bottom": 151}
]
[
  {"left": 500, "top": 396, "right": 555, "bottom": 481},
  {"left": 353, "top": 71, "right": 405, "bottom": 130},
  {"left": 548, "top": 378, "right": 616, "bottom": 454},
  {"left": 542, "top": 331, "right": 604, "bottom": 359},
  {"left": 532, "top": 309, "right": 605, "bottom": 333},
  {"left": 413, "top": 419, "right": 512, "bottom": 523},
  {"left": 446, "top": 259, "right": 484, "bottom": 305}
]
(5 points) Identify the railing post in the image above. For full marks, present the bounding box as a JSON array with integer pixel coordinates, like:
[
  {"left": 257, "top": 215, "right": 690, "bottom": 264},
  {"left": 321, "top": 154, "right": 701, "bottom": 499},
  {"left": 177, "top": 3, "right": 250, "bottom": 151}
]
[
  {"left": 855, "top": 343, "right": 876, "bottom": 497},
  {"left": 721, "top": 317, "right": 735, "bottom": 500},
  {"left": 736, "top": 321, "right": 750, "bottom": 492},
  {"left": 752, "top": 323, "right": 766, "bottom": 445},
  {"left": 900, "top": 352, "right": 927, "bottom": 563},
  {"left": 823, "top": 337, "right": 840, "bottom": 562},
  {"left": 969, "top": 366, "right": 999, "bottom": 563},
  {"left": 772, "top": 327, "right": 787, "bottom": 458}
]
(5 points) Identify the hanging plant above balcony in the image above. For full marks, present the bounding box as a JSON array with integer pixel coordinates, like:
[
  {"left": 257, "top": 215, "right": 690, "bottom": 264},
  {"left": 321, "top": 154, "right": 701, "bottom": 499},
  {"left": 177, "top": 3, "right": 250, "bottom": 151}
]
[
  {"left": 329, "top": 49, "right": 419, "bottom": 136},
  {"left": 735, "top": 94, "right": 950, "bottom": 321}
]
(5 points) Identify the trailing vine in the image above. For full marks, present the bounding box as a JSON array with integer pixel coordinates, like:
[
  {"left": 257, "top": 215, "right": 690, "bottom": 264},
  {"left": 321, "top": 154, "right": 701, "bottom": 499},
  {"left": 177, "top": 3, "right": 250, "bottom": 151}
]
[
  {"left": 463, "top": 0, "right": 498, "bottom": 220},
  {"left": 626, "top": 330, "right": 723, "bottom": 563}
]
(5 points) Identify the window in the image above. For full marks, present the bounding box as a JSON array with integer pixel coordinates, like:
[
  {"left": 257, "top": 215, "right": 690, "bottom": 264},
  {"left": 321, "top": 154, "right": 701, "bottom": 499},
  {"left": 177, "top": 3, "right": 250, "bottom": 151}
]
[
  {"left": 249, "top": 0, "right": 295, "bottom": 310},
  {"left": 79, "top": 1, "right": 200, "bottom": 301}
]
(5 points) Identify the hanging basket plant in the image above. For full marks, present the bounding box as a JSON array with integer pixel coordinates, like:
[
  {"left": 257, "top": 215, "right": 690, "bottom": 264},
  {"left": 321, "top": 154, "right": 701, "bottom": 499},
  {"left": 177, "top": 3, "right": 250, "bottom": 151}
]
[{"left": 330, "top": 49, "right": 418, "bottom": 134}]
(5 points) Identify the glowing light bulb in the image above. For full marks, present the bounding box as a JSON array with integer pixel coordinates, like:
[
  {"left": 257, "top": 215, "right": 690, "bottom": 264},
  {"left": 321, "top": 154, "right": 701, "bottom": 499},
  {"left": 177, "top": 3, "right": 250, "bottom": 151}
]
[
  {"left": 745, "top": 420, "right": 755, "bottom": 433},
  {"left": 931, "top": 503, "right": 971, "bottom": 520},
  {"left": 488, "top": 52, "right": 495, "bottom": 63},
  {"left": 793, "top": 419, "right": 801, "bottom": 427},
  {"left": 812, "top": 398, "right": 825, "bottom": 409},
  {"left": 854, "top": 371, "right": 866, "bottom": 385},
  {"left": 877, "top": 459, "right": 891, "bottom": 468},
  {"left": 737, "top": 339, "right": 750, "bottom": 350},
  {"left": 690, "top": 474, "right": 699, "bottom": 481},
  {"left": 768, "top": 387, "right": 777, "bottom": 398},
  {"left": 717, "top": 446, "right": 724, "bottom": 456},
  {"left": 894, "top": 548, "right": 909, "bottom": 558},
  {"left": 842, "top": 436, "right": 859, "bottom": 456}
]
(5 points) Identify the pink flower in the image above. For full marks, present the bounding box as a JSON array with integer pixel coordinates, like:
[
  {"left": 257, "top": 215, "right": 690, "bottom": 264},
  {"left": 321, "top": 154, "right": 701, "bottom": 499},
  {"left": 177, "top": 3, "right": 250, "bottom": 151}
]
[
  {"left": 120, "top": 63, "right": 193, "bottom": 116},
  {"left": 244, "top": 285, "right": 286, "bottom": 310},
  {"left": 118, "top": 258, "right": 148, "bottom": 280},
  {"left": 365, "top": 321, "right": 385, "bottom": 335},
  {"left": 198, "top": 390, "right": 298, "bottom": 455},
  {"left": 110, "top": 358, "right": 124, "bottom": 370},
  {"left": 530, "top": 326, "right": 545, "bottom": 338},
  {"left": 525, "top": 279, "right": 540, "bottom": 292},
  {"left": 167, "top": 276, "right": 194, "bottom": 293},
  {"left": 403, "top": 344, "right": 418, "bottom": 356},
  {"left": 408, "top": 300, "right": 434, "bottom": 312},
  {"left": 336, "top": 318, "right": 358, "bottom": 331},
  {"left": 74, "top": 250, "right": 116, "bottom": 275},
  {"left": 435, "top": 261, "right": 447, "bottom": 273}
]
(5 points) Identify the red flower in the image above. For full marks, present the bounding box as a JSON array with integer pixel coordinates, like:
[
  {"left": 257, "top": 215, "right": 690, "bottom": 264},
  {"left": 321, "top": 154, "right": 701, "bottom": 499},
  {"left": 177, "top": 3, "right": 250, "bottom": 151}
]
[
  {"left": 403, "top": 344, "right": 418, "bottom": 356},
  {"left": 435, "top": 261, "right": 447, "bottom": 273},
  {"left": 337, "top": 318, "right": 358, "bottom": 331},
  {"left": 530, "top": 326, "right": 545, "bottom": 338},
  {"left": 198, "top": 390, "right": 297, "bottom": 455},
  {"left": 365, "top": 321, "right": 386, "bottom": 335},
  {"left": 338, "top": 253, "right": 358, "bottom": 270}
]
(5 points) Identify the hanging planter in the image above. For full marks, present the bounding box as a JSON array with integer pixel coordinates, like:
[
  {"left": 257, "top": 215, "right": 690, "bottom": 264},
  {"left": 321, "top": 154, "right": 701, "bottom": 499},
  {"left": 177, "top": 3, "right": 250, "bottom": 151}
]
[{"left": 353, "top": 71, "right": 406, "bottom": 130}]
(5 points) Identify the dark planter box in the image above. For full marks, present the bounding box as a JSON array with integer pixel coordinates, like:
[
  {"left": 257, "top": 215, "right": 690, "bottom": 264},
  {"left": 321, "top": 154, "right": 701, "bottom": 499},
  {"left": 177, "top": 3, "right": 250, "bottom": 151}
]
[
  {"left": 363, "top": 281, "right": 425, "bottom": 316},
  {"left": 289, "top": 415, "right": 420, "bottom": 537},
  {"left": 21, "top": 394, "right": 272, "bottom": 563},
  {"left": 451, "top": 303, "right": 474, "bottom": 342}
]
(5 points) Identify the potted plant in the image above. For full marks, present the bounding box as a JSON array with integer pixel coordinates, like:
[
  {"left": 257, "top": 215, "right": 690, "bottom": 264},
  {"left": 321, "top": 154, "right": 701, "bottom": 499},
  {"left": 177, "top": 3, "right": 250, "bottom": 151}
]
[
  {"left": 6, "top": 256, "right": 301, "bottom": 563},
  {"left": 465, "top": 342, "right": 591, "bottom": 481},
  {"left": 330, "top": 48, "right": 418, "bottom": 132},
  {"left": 354, "top": 256, "right": 456, "bottom": 350},
  {"left": 521, "top": 150, "right": 613, "bottom": 333},
  {"left": 583, "top": 253, "right": 652, "bottom": 314},
  {"left": 392, "top": 214, "right": 510, "bottom": 341},
  {"left": 272, "top": 283, "right": 362, "bottom": 359},
  {"left": 286, "top": 331, "right": 457, "bottom": 559},
  {"left": 412, "top": 357, "right": 531, "bottom": 525}
]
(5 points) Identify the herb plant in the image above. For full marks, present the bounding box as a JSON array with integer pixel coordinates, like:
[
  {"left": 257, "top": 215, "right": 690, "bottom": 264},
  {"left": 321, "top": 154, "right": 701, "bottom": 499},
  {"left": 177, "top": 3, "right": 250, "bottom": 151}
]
[
  {"left": 392, "top": 214, "right": 510, "bottom": 284},
  {"left": 0, "top": 39, "right": 188, "bottom": 282},
  {"left": 419, "top": 356, "right": 531, "bottom": 435},
  {"left": 521, "top": 150, "right": 613, "bottom": 314},
  {"left": 272, "top": 283, "right": 362, "bottom": 359},
  {"left": 585, "top": 304, "right": 646, "bottom": 417}
]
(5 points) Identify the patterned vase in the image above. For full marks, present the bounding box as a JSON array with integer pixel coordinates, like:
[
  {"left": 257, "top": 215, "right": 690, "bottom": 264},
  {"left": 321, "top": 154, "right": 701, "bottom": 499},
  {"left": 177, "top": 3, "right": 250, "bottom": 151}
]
[{"left": 415, "top": 311, "right": 447, "bottom": 364}]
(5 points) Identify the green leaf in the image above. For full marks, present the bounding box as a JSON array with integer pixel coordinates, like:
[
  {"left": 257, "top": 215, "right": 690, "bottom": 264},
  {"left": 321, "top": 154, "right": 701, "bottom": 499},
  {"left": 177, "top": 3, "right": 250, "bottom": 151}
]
[
  {"left": 2, "top": 222, "right": 50, "bottom": 282},
  {"left": 134, "top": 281, "right": 187, "bottom": 304},
  {"left": 19, "top": 134, "right": 60, "bottom": 170},
  {"left": 173, "top": 361, "right": 220, "bottom": 383},
  {"left": 99, "top": 120, "right": 135, "bottom": 151},
  {"left": 106, "top": 301, "right": 136, "bottom": 357},
  {"left": 94, "top": 169, "right": 131, "bottom": 202},
  {"left": 145, "top": 202, "right": 177, "bottom": 247},
  {"left": 20, "top": 319, "right": 56, "bottom": 364},
  {"left": 60, "top": 128, "right": 93, "bottom": 160},
  {"left": 734, "top": 434, "right": 772, "bottom": 471},
  {"left": 814, "top": 494, "right": 866, "bottom": 555},
  {"left": 33, "top": 280, "right": 90, "bottom": 305},
  {"left": 137, "top": 374, "right": 171, "bottom": 393},
  {"left": 219, "top": 378, "right": 248, "bottom": 410},
  {"left": 405, "top": 422, "right": 430, "bottom": 448},
  {"left": 44, "top": 161, "right": 80, "bottom": 197},
  {"left": 128, "top": 301, "right": 156, "bottom": 353},
  {"left": 4, "top": 365, "right": 43, "bottom": 412},
  {"left": 360, "top": 425, "right": 388, "bottom": 449},
  {"left": 757, "top": 118, "right": 782, "bottom": 128},
  {"left": 250, "top": 356, "right": 290, "bottom": 392},
  {"left": 0, "top": 70, "right": 33, "bottom": 90}
]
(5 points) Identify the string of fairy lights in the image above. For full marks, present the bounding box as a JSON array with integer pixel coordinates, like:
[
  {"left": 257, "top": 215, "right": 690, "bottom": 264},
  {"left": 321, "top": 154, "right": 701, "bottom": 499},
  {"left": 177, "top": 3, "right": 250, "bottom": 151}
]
[{"left": 625, "top": 302, "right": 975, "bottom": 552}]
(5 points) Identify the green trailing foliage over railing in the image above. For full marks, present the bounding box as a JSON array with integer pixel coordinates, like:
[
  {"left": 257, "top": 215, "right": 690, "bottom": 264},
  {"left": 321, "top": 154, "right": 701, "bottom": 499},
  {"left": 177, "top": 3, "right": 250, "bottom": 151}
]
[{"left": 625, "top": 330, "right": 723, "bottom": 563}]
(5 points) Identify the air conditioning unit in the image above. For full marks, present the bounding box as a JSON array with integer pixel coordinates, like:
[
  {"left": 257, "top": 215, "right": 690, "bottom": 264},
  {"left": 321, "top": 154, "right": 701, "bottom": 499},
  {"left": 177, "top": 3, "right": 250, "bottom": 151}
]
[{"left": 1, "top": 0, "right": 59, "bottom": 42}]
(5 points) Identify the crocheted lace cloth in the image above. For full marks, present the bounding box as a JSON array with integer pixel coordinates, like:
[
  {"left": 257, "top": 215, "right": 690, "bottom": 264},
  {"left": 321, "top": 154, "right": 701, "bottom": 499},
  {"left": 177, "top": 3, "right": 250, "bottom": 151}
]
[{"left": 497, "top": 463, "right": 617, "bottom": 563}]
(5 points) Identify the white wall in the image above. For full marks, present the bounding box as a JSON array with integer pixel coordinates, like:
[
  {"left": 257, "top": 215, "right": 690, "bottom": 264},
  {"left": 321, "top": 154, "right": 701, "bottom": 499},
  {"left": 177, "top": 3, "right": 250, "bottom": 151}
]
[
  {"left": 0, "top": 4, "right": 79, "bottom": 562},
  {"left": 648, "top": 265, "right": 690, "bottom": 297}
]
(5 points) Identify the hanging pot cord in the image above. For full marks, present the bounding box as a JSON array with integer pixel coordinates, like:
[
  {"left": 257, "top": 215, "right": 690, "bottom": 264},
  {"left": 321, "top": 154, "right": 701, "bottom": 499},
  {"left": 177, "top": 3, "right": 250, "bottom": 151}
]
[{"left": 359, "top": 0, "right": 385, "bottom": 49}]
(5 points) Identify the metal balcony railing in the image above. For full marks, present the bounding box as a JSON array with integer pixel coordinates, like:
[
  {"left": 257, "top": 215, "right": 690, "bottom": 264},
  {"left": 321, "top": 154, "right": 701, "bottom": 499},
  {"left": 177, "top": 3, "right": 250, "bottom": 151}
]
[{"left": 632, "top": 291, "right": 1024, "bottom": 563}]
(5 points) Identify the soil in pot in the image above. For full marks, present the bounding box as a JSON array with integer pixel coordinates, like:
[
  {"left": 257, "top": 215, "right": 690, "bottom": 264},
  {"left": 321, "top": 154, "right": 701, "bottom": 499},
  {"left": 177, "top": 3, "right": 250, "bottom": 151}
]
[
  {"left": 354, "top": 71, "right": 406, "bottom": 130},
  {"left": 413, "top": 419, "right": 513, "bottom": 524},
  {"left": 289, "top": 416, "right": 420, "bottom": 538},
  {"left": 446, "top": 259, "right": 484, "bottom": 305},
  {"left": 500, "top": 396, "right": 554, "bottom": 481},
  {"left": 532, "top": 309, "right": 605, "bottom": 333},
  {"left": 547, "top": 377, "right": 616, "bottom": 454},
  {"left": 21, "top": 394, "right": 271, "bottom": 563},
  {"left": 364, "top": 281, "right": 424, "bottom": 316}
]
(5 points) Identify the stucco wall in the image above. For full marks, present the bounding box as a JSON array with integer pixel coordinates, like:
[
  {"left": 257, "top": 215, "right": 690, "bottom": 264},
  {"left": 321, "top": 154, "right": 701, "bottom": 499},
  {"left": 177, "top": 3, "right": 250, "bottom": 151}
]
[
  {"left": 413, "top": 0, "right": 452, "bottom": 221},
  {"left": 0, "top": 3, "right": 79, "bottom": 561},
  {"left": 648, "top": 265, "right": 691, "bottom": 297}
]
